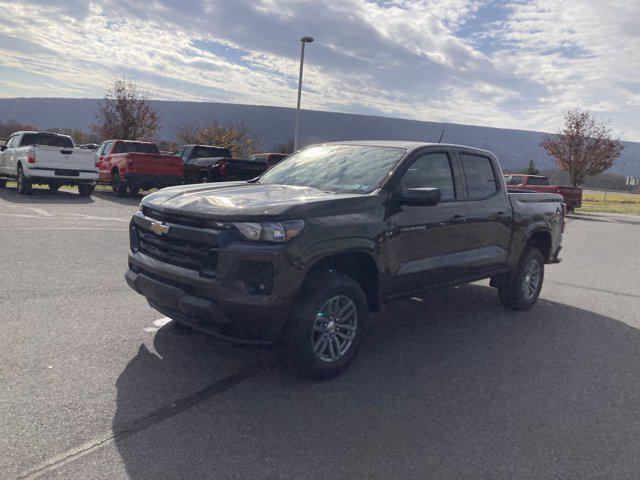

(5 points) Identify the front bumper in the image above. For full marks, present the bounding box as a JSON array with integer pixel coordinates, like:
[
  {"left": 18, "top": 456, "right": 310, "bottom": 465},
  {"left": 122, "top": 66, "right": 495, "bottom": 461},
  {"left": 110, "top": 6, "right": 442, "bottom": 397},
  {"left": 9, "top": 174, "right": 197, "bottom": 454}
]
[{"left": 126, "top": 211, "right": 304, "bottom": 343}]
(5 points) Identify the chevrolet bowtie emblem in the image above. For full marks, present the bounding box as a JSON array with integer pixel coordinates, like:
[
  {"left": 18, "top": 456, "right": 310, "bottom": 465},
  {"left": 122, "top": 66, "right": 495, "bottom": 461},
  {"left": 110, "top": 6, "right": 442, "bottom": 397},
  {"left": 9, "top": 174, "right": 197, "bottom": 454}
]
[{"left": 149, "top": 221, "right": 170, "bottom": 235}]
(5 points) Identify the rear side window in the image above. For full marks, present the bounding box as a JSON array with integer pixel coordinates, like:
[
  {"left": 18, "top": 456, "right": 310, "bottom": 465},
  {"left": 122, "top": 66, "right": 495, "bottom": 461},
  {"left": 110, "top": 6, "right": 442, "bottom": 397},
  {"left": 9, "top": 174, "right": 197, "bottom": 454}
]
[
  {"left": 504, "top": 175, "right": 524, "bottom": 185},
  {"left": 20, "top": 133, "right": 73, "bottom": 148},
  {"left": 460, "top": 154, "right": 498, "bottom": 199},
  {"left": 526, "top": 176, "right": 550, "bottom": 186},
  {"left": 401, "top": 152, "right": 456, "bottom": 201},
  {"left": 192, "top": 146, "right": 230, "bottom": 158},
  {"left": 112, "top": 142, "right": 160, "bottom": 154}
]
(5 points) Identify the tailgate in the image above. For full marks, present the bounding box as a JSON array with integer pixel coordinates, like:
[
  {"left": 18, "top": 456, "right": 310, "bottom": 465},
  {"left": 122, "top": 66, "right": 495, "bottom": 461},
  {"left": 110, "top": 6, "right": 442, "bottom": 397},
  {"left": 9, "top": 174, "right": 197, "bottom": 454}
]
[
  {"left": 129, "top": 154, "right": 183, "bottom": 176},
  {"left": 224, "top": 159, "right": 267, "bottom": 180},
  {"left": 33, "top": 146, "right": 97, "bottom": 172}
]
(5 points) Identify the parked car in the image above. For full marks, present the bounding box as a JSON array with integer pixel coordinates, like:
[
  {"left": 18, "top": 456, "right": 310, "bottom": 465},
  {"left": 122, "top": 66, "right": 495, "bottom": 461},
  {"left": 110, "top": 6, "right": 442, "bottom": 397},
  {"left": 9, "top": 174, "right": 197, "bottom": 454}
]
[
  {"left": 504, "top": 174, "right": 582, "bottom": 212},
  {"left": 95, "top": 140, "right": 183, "bottom": 196},
  {"left": 126, "top": 141, "right": 565, "bottom": 379},
  {"left": 0, "top": 131, "right": 97, "bottom": 196},
  {"left": 173, "top": 144, "right": 231, "bottom": 183}
]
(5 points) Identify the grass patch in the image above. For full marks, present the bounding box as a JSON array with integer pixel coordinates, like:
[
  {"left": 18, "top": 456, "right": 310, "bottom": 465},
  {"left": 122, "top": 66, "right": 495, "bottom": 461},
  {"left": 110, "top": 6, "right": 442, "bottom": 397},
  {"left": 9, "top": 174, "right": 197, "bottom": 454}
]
[{"left": 578, "top": 191, "right": 640, "bottom": 215}]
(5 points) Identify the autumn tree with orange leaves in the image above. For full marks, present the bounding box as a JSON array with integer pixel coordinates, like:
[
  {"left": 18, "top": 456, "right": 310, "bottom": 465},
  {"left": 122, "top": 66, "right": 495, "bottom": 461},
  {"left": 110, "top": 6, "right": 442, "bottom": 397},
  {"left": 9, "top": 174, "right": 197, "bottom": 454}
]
[{"left": 541, "top": 109, "right": 623, "bottom": 187}]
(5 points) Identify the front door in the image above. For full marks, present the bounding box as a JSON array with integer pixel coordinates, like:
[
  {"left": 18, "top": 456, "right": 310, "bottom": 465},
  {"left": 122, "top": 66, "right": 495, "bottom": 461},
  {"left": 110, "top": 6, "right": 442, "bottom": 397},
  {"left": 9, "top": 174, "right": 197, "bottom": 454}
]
[{"left": 383, "top": 150, "right": 471, "bottom": 295}]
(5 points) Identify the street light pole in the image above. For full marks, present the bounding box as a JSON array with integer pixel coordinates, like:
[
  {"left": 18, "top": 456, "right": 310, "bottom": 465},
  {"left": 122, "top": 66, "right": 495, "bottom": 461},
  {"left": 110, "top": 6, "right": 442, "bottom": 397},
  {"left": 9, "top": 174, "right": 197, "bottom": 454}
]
[{"left": 294, "top": 36, "right": 313, "bottom": 152}]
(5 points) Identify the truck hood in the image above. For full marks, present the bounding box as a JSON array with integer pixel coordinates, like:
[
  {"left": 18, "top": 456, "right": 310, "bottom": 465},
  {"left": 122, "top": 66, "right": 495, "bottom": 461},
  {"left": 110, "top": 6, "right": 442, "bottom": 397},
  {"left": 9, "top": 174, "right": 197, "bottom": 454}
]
[{"left": 141, "top": 182, "right": 369, "bottom": 220}]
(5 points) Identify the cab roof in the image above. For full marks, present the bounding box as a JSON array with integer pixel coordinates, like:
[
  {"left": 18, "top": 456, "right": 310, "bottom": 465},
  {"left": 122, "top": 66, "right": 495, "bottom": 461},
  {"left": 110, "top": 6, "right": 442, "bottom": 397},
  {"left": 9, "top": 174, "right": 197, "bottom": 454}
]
[{"left": 317, "top": 140, "right": 494, "bottom": 156}]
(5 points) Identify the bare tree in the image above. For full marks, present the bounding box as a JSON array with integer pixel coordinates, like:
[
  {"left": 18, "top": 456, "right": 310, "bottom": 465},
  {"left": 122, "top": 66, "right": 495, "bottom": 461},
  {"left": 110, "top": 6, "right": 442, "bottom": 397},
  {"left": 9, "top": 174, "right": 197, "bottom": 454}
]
[
  {"left": 92, "top": 78, "right": 160, "bottom": 141},
  {"left": 176, "top": 120, "right": 259, "bottom": 157},
  {"left": 541, "top": 109, "right": 623, "bottom": 187}
]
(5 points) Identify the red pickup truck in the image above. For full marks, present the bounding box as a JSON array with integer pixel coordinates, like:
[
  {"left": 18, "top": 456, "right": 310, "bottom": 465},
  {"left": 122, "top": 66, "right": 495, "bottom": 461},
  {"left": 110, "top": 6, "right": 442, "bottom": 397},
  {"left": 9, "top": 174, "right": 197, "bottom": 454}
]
[
  {"left": 504, "top": 174, "right": 583, "bottom": 212},
  {"left": 96, "top": 140, "right": 183, "bottom": 196}
]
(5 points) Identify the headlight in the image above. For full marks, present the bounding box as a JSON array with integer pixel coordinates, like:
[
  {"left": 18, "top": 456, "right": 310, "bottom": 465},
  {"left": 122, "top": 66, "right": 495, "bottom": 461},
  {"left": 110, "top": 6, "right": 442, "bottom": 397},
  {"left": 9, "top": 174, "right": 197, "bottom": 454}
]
[{"left": 232, "top": 220, "right": 305, "bottom": 243}]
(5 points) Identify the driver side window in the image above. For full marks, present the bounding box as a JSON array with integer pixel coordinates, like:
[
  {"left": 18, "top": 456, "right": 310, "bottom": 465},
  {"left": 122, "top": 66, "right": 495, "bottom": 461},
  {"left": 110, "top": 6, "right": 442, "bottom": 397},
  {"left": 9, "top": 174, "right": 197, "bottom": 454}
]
[{"left": 400, "top": 152, "right": 456, "bottom": 201}]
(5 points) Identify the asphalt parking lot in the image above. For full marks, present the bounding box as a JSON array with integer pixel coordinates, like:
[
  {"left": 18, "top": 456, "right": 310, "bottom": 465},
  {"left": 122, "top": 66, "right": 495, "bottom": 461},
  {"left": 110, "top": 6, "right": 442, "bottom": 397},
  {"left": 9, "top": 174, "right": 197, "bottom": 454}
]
[{"left": 1, "top": 186, "right": 639, "bottom": 480}]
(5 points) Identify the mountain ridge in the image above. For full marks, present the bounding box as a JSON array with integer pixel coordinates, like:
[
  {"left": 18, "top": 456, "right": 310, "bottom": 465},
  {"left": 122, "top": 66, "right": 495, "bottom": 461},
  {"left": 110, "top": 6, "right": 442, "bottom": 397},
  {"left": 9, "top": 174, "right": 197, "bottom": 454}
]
[{"left": 0, "top": 97, "right": 638, "bottom": 176}]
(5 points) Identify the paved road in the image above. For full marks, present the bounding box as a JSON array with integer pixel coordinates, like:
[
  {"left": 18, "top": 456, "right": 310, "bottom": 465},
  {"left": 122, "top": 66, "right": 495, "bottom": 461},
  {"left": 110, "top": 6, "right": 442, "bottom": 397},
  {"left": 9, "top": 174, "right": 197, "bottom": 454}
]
[{"left": 1, "top": 186, "right": 639, "bottom": 479}]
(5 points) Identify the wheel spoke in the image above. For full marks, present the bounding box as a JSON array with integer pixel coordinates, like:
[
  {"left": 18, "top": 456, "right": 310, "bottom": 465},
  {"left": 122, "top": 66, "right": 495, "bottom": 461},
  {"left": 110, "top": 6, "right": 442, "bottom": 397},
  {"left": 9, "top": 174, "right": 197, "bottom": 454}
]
[
  {"left": 327, "top": 336, "right": 337, "bottom": 359},
  {"left": 314, "top": 336, "right": 328, "bottom": 355}
]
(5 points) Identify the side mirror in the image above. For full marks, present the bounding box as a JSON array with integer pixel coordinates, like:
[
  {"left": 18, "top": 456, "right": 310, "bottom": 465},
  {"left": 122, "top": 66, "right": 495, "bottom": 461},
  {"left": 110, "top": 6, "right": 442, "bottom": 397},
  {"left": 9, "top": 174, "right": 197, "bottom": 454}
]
[{"left": 400, "top": 187, "right": 441, "bottom": 206}]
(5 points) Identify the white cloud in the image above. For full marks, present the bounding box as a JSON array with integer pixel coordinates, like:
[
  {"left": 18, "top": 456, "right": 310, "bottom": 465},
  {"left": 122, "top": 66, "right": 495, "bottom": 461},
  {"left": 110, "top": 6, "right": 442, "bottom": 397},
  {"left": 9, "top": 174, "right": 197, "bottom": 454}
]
[{"left": 0, "top": 0, "right": 638, "bottom": 139}]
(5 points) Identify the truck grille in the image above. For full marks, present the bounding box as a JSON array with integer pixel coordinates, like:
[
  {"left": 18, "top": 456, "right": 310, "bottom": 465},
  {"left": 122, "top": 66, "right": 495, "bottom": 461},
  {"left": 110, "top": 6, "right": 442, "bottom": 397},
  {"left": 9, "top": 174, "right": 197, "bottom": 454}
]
[
  {"left": 142, "top": 206, "right": 224, "bottom": 229},
  {"left": 133, "top": 226, "right": 218, "bottom": 274}
]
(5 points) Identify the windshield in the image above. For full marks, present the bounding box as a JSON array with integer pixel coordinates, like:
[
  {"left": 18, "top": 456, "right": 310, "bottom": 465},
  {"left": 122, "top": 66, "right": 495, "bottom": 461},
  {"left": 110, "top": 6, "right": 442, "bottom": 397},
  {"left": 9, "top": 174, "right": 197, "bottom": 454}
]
[
  {"left": 20, "top": 133, "right": 73, "bottom": 148},
  {"left": 258, "top": 144, "right": 406, "bottom": 193}
]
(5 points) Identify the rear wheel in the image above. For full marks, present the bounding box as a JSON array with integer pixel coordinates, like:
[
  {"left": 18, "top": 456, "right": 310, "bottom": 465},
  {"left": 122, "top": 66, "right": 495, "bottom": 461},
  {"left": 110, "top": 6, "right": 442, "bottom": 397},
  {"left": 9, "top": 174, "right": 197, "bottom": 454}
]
[
  {"left": 497, "top": 247, "right": 544, "bottom": 311},
  {"left": 78, "top": 183, "right": 95, "bottom": 197},
  {"left": 129, "top": 185, "right": 140, "bottom": 196},
  {"left": 17, "top": 166, "right": 32, "bottom": 195},
  {"left": 112, "top": 170, "right": 127, "bottom": 197},
  {"left": 282, "top": 272, "right": 367, "bottom": 380}
]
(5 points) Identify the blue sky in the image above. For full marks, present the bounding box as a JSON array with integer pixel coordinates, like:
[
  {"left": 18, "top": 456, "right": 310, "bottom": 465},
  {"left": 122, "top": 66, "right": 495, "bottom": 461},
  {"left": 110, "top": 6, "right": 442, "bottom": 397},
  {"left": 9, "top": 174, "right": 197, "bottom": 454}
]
[{"left": 0, "top": 0, "right": 639, "bottom": 139}]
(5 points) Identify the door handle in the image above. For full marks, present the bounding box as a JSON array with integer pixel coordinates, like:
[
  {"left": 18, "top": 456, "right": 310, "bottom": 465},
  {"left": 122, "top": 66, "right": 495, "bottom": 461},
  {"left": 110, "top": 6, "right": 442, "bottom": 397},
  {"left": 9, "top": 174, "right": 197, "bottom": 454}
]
[{"left": 450, "top": 214, "right": 466, "bottom": 223}]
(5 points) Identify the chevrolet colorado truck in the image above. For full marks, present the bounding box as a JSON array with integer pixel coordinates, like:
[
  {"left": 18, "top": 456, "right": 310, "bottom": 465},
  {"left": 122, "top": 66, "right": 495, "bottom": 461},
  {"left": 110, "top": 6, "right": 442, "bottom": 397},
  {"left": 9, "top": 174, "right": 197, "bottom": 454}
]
[
  {"left": 95, "top": 140, "right": 183, "bottom": 196},
  {"left": 504, "top": 174, "right": 582, "bottom": 212},
  {"left": 0, "top": 131, "right": 98, "bottom": 195},
  {"left": 126, "top": 142, "right": 564, "bottom": 379}
]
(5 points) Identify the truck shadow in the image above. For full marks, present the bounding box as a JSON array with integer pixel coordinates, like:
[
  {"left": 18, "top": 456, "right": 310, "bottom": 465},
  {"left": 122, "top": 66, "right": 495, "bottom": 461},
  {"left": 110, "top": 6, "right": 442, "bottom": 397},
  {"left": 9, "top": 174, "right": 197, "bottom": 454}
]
[
  {"left": 91, "top": 190, "right": 146, "bottom": 206},
  {"left": 0, "top": 186, "right": 94, "bottom": 204},
  {"left": 112, "top": 284, "right": 640, "bottom": 479}
]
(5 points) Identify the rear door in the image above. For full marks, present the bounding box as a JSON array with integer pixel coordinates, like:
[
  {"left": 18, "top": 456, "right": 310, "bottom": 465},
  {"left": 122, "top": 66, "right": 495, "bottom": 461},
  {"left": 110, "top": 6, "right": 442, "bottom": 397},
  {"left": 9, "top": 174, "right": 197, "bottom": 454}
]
[
  {"left": 383, "top": 149, "right": 473, "bottom": 294},
  {"left": 96, "top": 141, "right": 114, "bottom": 182},
  {"left": 455, "top": 151, "right": 512, "bottom": 274}
]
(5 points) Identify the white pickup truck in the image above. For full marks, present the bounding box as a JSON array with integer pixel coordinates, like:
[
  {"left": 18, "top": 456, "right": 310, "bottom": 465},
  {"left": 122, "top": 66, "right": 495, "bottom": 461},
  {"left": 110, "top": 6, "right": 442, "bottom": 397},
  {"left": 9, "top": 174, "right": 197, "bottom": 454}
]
[{"left": 0, "top": 131, "right": 98, "bottom": 196}]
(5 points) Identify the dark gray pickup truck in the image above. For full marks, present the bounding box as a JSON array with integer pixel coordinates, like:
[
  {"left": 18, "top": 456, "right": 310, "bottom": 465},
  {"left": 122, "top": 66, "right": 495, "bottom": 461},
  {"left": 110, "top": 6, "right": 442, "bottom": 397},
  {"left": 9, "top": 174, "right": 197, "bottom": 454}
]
[{"left": 126, "top": 141, "right": 564, "bottom": 379}]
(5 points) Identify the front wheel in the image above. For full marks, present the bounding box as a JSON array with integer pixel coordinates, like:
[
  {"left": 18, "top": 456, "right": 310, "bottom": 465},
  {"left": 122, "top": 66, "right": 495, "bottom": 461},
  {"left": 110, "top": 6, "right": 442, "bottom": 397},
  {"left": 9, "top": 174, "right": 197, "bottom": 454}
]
[
  {"left": 17, "top": 166, "right": 32, "bottom": 195},
  {"left": 282, "top": 272, "right": 367, "bottom": 380},
  {"left": 497, "top": 247, "right": 544, "bottom": 311},
  {"left": 78, "top": 183, "right": 95, "bottom": 197}
]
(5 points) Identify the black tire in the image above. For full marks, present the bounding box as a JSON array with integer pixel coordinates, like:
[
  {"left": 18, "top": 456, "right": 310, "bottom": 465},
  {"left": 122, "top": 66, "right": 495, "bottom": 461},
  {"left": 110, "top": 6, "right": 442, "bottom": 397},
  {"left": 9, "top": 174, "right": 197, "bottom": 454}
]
[
  {"left": 78, "top": 183, "right": 95, "bottom": 197},
  {"left": 497, "top": 247, "right": 544, "bottom": 311},
  {"left": 17, "top": 165, "right": 32, "bottom": 195},
  {"left": 282, "top": 272, "right": 367, "bottom": 380},
  {"left": 48, "top": 183, "right": 60, "bottom": 193},
  {"left": 171, "top": 320, "right": 195, "bottom": 335},
  {"left": 112, "top": 170, "right": 127, "bottom": 197},
  {"left": 0, "top": 179, "right": 6, "bottom": 188},
  {"left": 129, "top": 185, "right": 140, "bottom": 196}
]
